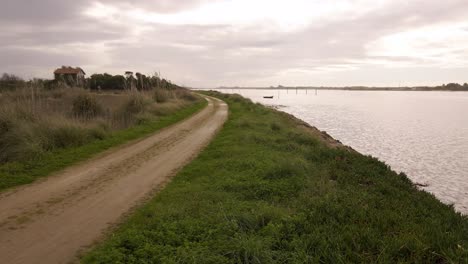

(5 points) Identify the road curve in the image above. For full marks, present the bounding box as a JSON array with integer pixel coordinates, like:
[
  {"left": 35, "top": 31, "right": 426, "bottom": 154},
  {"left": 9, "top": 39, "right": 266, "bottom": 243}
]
[{"left": 0, "top": 96, "right": 228, "bottom": 264}]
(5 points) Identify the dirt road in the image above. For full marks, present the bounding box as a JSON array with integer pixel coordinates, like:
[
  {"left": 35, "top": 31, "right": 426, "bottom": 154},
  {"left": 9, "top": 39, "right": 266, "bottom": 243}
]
[{"left": 0, "top": 96, "right": 228, "bottom": 264}]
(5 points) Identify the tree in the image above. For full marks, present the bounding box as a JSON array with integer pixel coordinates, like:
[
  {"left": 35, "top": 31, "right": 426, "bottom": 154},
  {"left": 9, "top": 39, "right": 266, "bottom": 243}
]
[
  {"left": 135, "top": 72, "right": 143, "bottom": 90},
  {"left": 89, "top": 73, "right": 125, "bottom": 90},
  {"left": 1, "top": 73, "right": 22, "bottom": 82},
  {"left": 445, "top": 83, "right": 463, "bottom": 90},
  {"left": 0, "top": 73, "right": 25, "bottom": 90}
]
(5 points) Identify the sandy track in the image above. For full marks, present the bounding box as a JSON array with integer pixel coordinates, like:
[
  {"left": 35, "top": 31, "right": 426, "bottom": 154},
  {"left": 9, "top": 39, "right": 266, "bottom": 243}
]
[{"left": 0, "top": 96, "right": 228, "bottom": 264}]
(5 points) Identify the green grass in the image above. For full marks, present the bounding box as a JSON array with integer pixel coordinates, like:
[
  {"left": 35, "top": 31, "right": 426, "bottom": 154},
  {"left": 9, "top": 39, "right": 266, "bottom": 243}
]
[
  {"left": 83, "top": 92, "right": 467, "bottom": 263},
  {"left": 0, "top": 99, "right": 207, "bottom": 191}
]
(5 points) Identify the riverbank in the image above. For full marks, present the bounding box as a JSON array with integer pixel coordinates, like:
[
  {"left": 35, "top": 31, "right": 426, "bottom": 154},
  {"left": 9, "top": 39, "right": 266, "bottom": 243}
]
[
  {"left": 231, "top": 88, "right": 468, "bottom": 214},
  {"left": 0, "top": 90, "right": 206, "bottom": 191},
  {"left": 83, "top": 92, "right": 467, "bottom": 263}
]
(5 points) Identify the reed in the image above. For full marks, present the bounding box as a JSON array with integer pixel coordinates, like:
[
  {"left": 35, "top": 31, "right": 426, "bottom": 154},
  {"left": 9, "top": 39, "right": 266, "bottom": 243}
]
[{"left": 0, "top": 86, "right": 200, "bottom": 164}]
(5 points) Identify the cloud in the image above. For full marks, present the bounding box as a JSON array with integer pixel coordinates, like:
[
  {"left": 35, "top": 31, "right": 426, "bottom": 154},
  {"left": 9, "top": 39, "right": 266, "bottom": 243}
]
[
  {"left": 109, "top": 0, "right": 223, "bottom": 14},
  {"left": 367, "top": 22, "right": 468, "bottom": 67},
  {"left": 0, "top": 0, "right": 86, "bottom": 24},
  {"left": 1, "top": 0, "right": 468, "bottom": 86}
]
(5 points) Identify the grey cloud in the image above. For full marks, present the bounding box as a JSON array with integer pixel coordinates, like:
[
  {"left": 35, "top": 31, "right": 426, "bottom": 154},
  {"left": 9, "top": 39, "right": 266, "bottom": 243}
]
[
  {"left": 0, "top": 28, "right": 121, "bottom": 46},
  {"left": 0, "top": 48, "right": 87, "bottom": 66},
  {"left": 1, "top": 0, "right": 468, "bottom": 86},
  {"left": 109, "top": 0, "right": 223, "bottom": 13},
  {"left": 0, "top": 0, "right": 87, "bottom": 24},
  {"left": 259, "top": 0, "right": 468, "bottom": 69}
]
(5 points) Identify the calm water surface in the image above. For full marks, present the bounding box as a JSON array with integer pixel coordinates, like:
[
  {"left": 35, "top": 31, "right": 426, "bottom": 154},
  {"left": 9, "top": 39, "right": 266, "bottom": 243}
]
[{"left": 219, "top": 89, "right": 468, "bottom": 214}]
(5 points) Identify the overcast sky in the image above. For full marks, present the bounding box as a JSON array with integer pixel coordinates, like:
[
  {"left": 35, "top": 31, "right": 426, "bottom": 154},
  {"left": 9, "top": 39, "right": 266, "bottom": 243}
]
[{"left": 1, "top": 0, "right": 468, "bottom": 87}]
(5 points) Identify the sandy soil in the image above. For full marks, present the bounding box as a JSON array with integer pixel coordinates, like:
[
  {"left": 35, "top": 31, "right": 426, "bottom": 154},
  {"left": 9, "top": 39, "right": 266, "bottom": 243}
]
[{"left": 0, "top": 96, "right": 228, "bottom": 264}]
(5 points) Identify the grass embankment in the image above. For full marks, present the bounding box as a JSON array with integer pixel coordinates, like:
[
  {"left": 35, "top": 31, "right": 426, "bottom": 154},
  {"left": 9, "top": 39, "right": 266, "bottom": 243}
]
[
  {"left": 84, "top": 92, "right": 467, "bottom": 263},
  {"left": 0, "top": 88, "right": 206, "bottom": 191}
]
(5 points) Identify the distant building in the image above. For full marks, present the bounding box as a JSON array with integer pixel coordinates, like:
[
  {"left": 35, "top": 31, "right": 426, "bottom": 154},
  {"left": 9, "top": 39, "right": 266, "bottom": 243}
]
[{"left": 54, "top": 66, "right": 86, "bottom": 87}]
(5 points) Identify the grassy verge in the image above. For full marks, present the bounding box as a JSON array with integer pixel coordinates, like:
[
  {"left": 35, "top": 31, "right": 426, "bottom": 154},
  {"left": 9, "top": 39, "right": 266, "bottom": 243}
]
[
  {"left": 0, "top": 99, "right": 207, "bottom": 191},
  {"left": 83, "top": 92, "right": 467, "bottom": 263}
]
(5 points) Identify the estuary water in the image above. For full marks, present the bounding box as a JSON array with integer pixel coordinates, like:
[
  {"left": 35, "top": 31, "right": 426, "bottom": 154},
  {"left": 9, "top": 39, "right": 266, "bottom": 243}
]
[{"left": 218, "top": 89, "right": 468, "bottom": 214}]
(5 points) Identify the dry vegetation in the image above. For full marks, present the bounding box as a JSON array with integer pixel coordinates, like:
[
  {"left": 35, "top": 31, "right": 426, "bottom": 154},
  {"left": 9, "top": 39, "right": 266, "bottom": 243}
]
[{"left": 0, "top": 87, "right": 199, "bottom": 164}]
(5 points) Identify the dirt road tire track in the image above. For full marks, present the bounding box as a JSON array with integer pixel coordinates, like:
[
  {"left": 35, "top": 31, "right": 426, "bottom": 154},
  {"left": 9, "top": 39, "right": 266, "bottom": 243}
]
[{"left": 0, "top": 96, "right": 228, "bottom": 264}]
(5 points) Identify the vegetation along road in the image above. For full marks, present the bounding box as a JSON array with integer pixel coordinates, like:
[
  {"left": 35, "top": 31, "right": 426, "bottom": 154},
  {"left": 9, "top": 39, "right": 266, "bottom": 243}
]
[
  {"left": 84, "top": 92, "right": 467, "bottom": 263},
  {"left": 0, "top": 96, "right": 228, "bottom": 264}
]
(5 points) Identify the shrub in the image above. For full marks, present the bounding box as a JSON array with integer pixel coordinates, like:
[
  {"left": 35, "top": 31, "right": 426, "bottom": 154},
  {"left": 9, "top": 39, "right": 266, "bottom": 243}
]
[
  {"left": 89, "top": 126, "right": 109, "bottom": 140},
  {"left": 72, "top": 94, "right": 102, "bottom": 119},
  {"left": 181, "top": 92, "right": 198, "bottom": 101},
  {"left": 123, "top": 94, "right": 146, "bottom": 114},
  {"left": 153, "top": 89, "right": 171, "bottom": 103},
  {"left": 175, "top": 89, "right": 198, "bottom": 101},
  {"left": 149, "top": 100, "right": 186, "bottom": 117},
  {"left": 0, "top": 121, "right": 45, "bottom": 162},
  {"left": 135, "top": 113, "right": 154, "bottom": 125},
  {"left": 49, "top": 125, "right": 89, "bottom": 149}
]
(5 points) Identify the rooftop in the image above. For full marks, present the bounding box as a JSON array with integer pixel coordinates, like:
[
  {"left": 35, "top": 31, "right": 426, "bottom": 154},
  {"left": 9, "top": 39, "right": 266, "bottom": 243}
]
[{"left": 54, "top": 66, "right": 85, "bottom": 75}]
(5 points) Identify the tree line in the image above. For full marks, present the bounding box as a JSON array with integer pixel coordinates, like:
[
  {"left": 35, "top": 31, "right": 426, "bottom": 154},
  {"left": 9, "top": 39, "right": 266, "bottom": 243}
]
[
  {"left": 0, "top": 72, "right": 182, "bottom": 91},
  {"left": 87, "top": 72, "right": 181, "bottom": 91},
  {"left": 437, "top": 83, "right": 468, "bottom": 91}
]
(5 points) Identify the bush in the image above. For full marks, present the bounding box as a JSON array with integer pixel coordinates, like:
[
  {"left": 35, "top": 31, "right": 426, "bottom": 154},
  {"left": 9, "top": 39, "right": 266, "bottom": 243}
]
[
  {"left": 176, "top": 89, "right": 198, "bottom": 101},
  {"left": 149, "top": 102, "right": 182, "bottom": 117},
  {"left": 0, "top": 120, "right": 45, "bottom": 163},
  {"left": 72, "top": 94, "right": 102, "bottom": 119},
  {"left": 123, "top": 94, "right": 146, "bottom": 114},
  {"left": 0, "top": 117, "right": 111, "bottom": 163},
  {"left": 49, "top": 125, "right": 90, "bottom": 149},
  {"left": 89, "top": 126, "right": 109, "bottom": 140},
  {"left": 182, "top": 93, "right": 198, "bottom": 101},
  {"left": 153, "top": 89, "right": 171, "bottom": 103}
]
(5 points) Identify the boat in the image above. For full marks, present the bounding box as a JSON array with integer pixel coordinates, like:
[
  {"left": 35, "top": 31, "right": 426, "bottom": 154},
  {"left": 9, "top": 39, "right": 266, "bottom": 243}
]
[{"left": 263, "top": 96, "right": 274, "bottom": 99}]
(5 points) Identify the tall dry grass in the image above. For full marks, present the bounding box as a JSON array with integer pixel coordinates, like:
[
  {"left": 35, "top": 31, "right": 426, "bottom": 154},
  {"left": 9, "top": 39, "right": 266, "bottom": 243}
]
[{"left": 0, "top": 86, "right": 199, "bottom": 163}]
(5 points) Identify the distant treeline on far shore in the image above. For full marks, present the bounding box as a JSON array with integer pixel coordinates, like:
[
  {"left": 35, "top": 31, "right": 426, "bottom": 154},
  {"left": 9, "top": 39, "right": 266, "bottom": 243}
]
[
  {"left": 0, "top": 72, "right": 181, "bottom": 91},
  {"left": 215, "top": 83, "right": 468, "bottom": 91}
]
